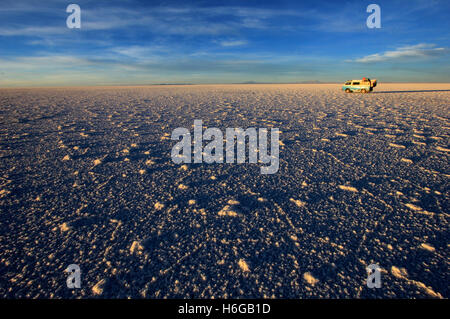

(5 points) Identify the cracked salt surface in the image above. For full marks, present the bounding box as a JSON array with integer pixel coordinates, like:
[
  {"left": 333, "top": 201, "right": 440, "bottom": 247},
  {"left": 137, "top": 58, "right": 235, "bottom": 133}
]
[{"left": 0, "top": 83, "right": 448, "bottom": 298}]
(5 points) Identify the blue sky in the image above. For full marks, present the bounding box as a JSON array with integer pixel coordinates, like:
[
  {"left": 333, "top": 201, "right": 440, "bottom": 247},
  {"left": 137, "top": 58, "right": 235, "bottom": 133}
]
[{"left": 0, "top": 0, "right": 449, "bottom": 86}]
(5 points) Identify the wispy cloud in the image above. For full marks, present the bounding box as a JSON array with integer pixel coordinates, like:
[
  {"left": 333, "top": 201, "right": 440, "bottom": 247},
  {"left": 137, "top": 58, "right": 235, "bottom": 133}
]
[
  {"left": 0, "top": 5, "right": 304, "bottom": 38},
  {"left": 0, "top": 26, "right": 68, "bottom": 36},
  {"left": 351, "top": 44, "right": 449, "bottom": 63},
  {"left": 0, "top": 51, "right": 329, "bottom": 87},
  {"left": 218, "top": 40, "right": 248, "bottom": 47}
]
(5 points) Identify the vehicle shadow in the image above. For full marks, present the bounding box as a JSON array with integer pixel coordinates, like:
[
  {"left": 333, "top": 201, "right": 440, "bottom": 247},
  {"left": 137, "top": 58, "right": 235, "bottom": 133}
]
[{"left": 373, "top": 89, "right": 450, "bottom": 94}]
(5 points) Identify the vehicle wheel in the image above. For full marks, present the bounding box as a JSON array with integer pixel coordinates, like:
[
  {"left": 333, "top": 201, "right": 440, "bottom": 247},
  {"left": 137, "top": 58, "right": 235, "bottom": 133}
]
[
  {"left": 361, "top": 89, "right": 367, "bottom": 93},
  {"left": 345, "top": 89, "right": 351, "bottom": 93}
]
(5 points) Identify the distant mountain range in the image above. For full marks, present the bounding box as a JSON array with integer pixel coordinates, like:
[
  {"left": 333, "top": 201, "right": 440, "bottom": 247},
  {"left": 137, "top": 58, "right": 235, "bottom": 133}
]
[{"left": 237, "top": 80, "right": 335, "bottom": 84}]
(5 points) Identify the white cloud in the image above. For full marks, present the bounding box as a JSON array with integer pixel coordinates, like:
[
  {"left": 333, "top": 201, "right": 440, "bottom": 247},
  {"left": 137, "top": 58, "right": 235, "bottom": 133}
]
[
  {"left": 0, "top": 56, "right": 94, "bottom": 70},
  {"left": 0, "top": 5, "right": 312, "bottom": 38},
  {"left": 219, "top": 40, "right": 248, "bottom": 47},
  {"left": 0, "top": 51, "right": 328, "bottom": 87},
  {"left": 351, "top": 44, "right": 448, "bottom": 63},
  {"left": 0, "top": 26, "right": 68, "bottom": 36}
]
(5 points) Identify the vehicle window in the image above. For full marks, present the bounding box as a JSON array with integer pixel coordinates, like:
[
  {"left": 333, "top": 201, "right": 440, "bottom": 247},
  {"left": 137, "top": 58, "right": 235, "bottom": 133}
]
[
  {"left": 352, "top": 82, "right": 360, "bottom": 85},
  {"left": 345, "top": 82, "right": 351, "bottom": 85}
]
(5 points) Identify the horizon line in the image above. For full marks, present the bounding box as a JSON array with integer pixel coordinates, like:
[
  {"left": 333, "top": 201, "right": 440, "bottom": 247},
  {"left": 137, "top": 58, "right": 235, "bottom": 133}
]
[{"left": 2, "top": 81, "right": 450, "bottom": 89}]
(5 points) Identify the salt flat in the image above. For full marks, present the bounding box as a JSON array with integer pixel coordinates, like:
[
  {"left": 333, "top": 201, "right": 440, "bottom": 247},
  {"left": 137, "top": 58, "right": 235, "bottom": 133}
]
[{"left": 0, "top": 83, "right": 448, "bottom": 298}]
